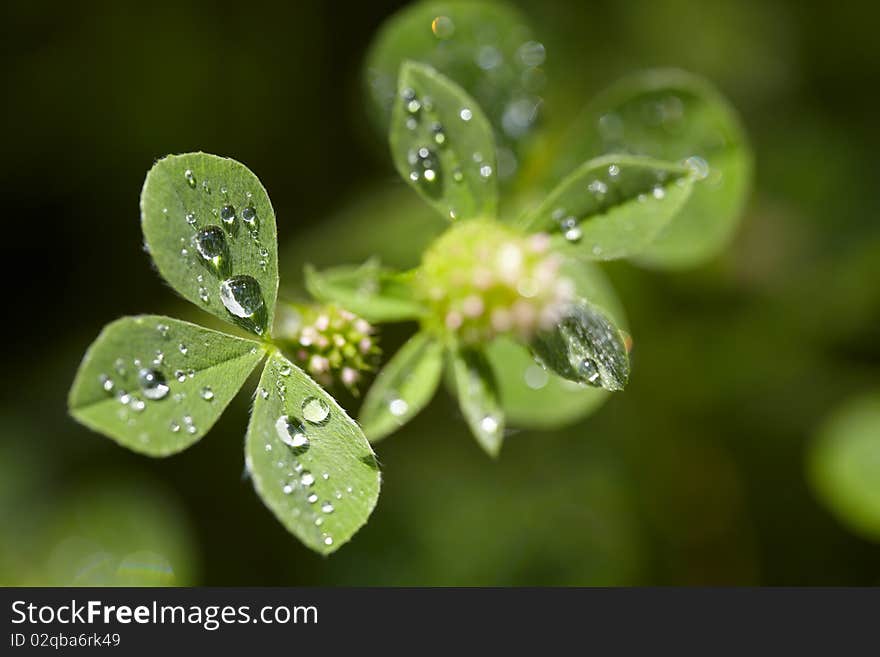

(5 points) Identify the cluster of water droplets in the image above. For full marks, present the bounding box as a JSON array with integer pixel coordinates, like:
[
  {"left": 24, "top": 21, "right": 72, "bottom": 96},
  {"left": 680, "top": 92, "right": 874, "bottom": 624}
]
[
  {"left": 165, "top": 168, "right": 269, "bottom": 333},
  {"left": 95, "top": 322, "right": 224, "bottom": 438},
  {"left": 264, "top": 361, "right": 342, "bottom": 547}
]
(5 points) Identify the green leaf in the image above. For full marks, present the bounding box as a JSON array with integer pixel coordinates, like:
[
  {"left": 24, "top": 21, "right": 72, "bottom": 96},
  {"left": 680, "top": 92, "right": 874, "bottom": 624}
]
[
  {"left": 809, "top": 392, "right": 880, "bottom": 542},
  {"left": 359, "top": 332, "right": 444, "bottom": 442},
  {"left": 520, "top": 154, "right": 696, "bottom": 261},
  {"left": 555, "top": 69, "right": 752, "bottom": 267},
  {"left": 365, "top": 0, "right": 542, "bottom": 166},
  {"left": 450, "top": 346, "right": 504, "bottom": 457},
  {"left": 69, "top": 315, "right": 265, "bottom": 456},
  {"left": 141, "top": 152, "right": 279, "bottom": 336},
  {"left": 530, "top": 299, "right": 630, "bottom": 391},
  {"left": 486, "top": 260, "right": 626, "bottom": 429},
  {"left": 390, "top": 61, "right": 498, "bottom": 221},
  {"left": 245, "top": 352, "right": 381, "bottom": 554},
  {"left": 304, "top": 260, "right": 425, "bottom": 323}
]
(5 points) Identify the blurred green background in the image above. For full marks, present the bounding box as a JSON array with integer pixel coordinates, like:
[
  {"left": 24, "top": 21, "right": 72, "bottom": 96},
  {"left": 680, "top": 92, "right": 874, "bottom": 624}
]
[{"left": 2, "top": 0, "right": 879, "bottom": 585}]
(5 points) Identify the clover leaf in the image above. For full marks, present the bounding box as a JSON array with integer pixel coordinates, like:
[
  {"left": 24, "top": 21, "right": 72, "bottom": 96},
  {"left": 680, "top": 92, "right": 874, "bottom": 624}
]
[{"left": 70, "top": 153, "right": 379, "bottom": 555}]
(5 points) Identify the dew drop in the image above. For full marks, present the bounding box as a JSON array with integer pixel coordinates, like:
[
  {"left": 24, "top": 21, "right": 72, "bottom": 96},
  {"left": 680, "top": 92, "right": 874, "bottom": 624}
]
[
  {"left": 685, "top": 155, "right": 710, "bottom": 180},
  {"left": 588, "top": 180, "right": 608, "bottom": 195},
  {"left": 185, "top": 212, "right": 197, "bottom": 226},
  {"left": 275, "top": 415, "right": 309, "bottom": 449},
  {"left": 178, "top": 343, "right": 188, "bottom": 355},
  {"left": 302, "top": 397, "right": 330, "bottom": 425},
  {"left": 608, "top": 164, "right": 620, "bottom": 178},
  {"left": 283, "top": 484, "right": 294, "bottom": 495},
  {"left": 323, "top": 536, "right": 333, "bottom": 546},
  {"left": 220, "top": 205, "right": 236, "bottom": 225},
  {"left": 99, "top": 374, "right": 115, "bottom": 393},
  {"left": 321, "top": 502, "right": 335, "bottom": 514},
  {"left": 652, "top": 184, "right": 666, "bottom": 200},
  {"left": 389, "top": 398, "right": 408, "bottom": 417},
  {"left": 430, "top": 122, "right": 446, "bottom": 145},
  {"left": 241, "top": 206, "right": 257, "bottom": 226},
  {"left": 174, "top": 369, "right": 186, "bottom": 383},
  {"left": 279, "top": 364, "right": 291, "bottom": 376},
  {"left": 259, "top": 387, "right": 269, "bottom": 400},
  {"left": 307, "top": 493, "right": 319, "bottom": 504},
  {"left": 480, "top": 415, "right": 499, "bottom": 434},
  {"left": 459, "top": 108, "right": 473, "bottom": 122},
  {"left": 130, "top": 398, "right": 146, "bottom": 412},
  {"left": 199, "top": 287, "right": 209, "bottom": 302},
  {"left": 169, "top": 421, "right": 180, "bottom": 433},
  {"left": 524, "top": 364, "right": 549, "bottom": 390},
  {"left": 157, "top": 323, "right": 170, "bottom": 338},
  {"left": 138, "top": 368, "right": 169, "bottom": 400},
  {"left": 184, "top": 169, "right": 196, "bottom": 188},
  {"left": 200, "top": 386, "right": 214, "bottom": 401},
  {"left": 431, "top": 15, "right": 455, "bottom": 39},
  {"left": 479, "top": 164, "right": 493, "bottom": 179},
  {"left": 194, "top": 225, "right": 227, "bottom": 262},
  {"left": 219, "top": 275, "right": 264, "bottom": 318}
]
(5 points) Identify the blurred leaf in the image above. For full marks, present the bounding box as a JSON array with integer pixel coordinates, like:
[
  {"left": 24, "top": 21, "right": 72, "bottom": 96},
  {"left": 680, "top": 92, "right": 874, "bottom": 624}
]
[
  {"left": 554, "top": 69, "right": 751, "bottom": 267},
  {"left": 450, "top": 346, "right": 505, "bottom": 456},
  {"left": 809, "top": 392, "right": 880, "bottom": 541},
  {"left": 390, "top": 61, "right": 498, "bottom": 221},
  {"left": 141, "top": 152, "right": 279, "bottom": 335},
  {"left": 359, "top": 331, "right": 444, "bottom": 442},
  {"left": 530, "top": 299, "right": 629, "bottom": 391},
  {"left": 245, "top": 352, "right": 381, "bottom": 554},
  {"left": 304, "top": 260, "right": 425, "bottom": 323},
  {"left": 365, "top": 0, "right": 543, "bottom": 170},
  {"left": 69, "top": 315, "right": 265, "bottom": 456},
  {"left": 521, "top": 154, "right": 696, "bottom": 260},
  {"left": 487, "top": 260, "right": 626, "bottom": 428}
]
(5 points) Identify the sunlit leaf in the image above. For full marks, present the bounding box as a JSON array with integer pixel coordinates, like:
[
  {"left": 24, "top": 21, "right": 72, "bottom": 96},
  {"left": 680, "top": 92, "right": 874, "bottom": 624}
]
[
  {"left": 390, "top": 61, "right": 498, "bottom": 221},
  {"left": 450, "top": 346, "right": 505, "bottom": 457},
  {"left": 521, "top": 154, "right": 696, "bottom": 260},
  {"left": 304, "top": 260, "right": 425, "bottom": 323},
  {"left": 365, "top": 0, "right": 543, "bottom": 172},
  {"left": 141, "top": 152, "right": 279, "bottom": 335},
  {"left": 487, "top": 260, "right": 626, "bottom": 428},
  {"left": 530, "top": 298, "right": 629, "bottom": 391},
  {"left": 245, "top": 352, "right": 381, "bottom": 554},
  {"left": 809, "top": 392, "right": 880, "bottom": 542},
  {"left": 68, "top": 315, "right": 265, "bottom": 456},
  {"left": 359, "top": 331, "right": 444, "bottom": 442},
  {"left": 554, "top": 69, "right": 751, "bottom": 267}
]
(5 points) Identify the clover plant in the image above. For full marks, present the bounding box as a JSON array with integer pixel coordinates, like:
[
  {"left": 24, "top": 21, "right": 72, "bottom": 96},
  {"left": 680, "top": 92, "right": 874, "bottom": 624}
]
[{"left": 69, "top": 0, "right": 751, "bottom": 555}]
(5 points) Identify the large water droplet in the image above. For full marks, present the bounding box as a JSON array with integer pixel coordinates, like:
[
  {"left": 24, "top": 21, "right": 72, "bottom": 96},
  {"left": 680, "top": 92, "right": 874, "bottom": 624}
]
[
  {"left": 219, "top": 275, "right": 264, "bottom": 318},
  {"left": 194, "top": 225, "right": 227, "bottom": 264},
  {"left": 138, "top": 368, "right": 169, "bottom": 400},
  {"left": 275, "top": 415, "right": 309, "bottom": 449},
  {"left": 302, "top": 397, "right": 330, "bottom": 425}
]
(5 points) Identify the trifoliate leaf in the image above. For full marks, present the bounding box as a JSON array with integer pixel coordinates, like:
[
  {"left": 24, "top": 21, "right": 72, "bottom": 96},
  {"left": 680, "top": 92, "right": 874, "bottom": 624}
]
[
  {"left": 69, "top": 315, "right": 265, "bottom": 456},
  {"left": 359, "top": 331, "right": 444, "bottom": 442},
  {"left": 245, "top": 352, "right": 381, "bottom": 554},
  {"left": 141, "top": 152, "right": 279, "bottom": 336},
  {"left": 450, "top": 346, "right": 505, "bottom": 457},
  {"left": 390, "top": 61, "right": 498, "bottom": 221}
]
